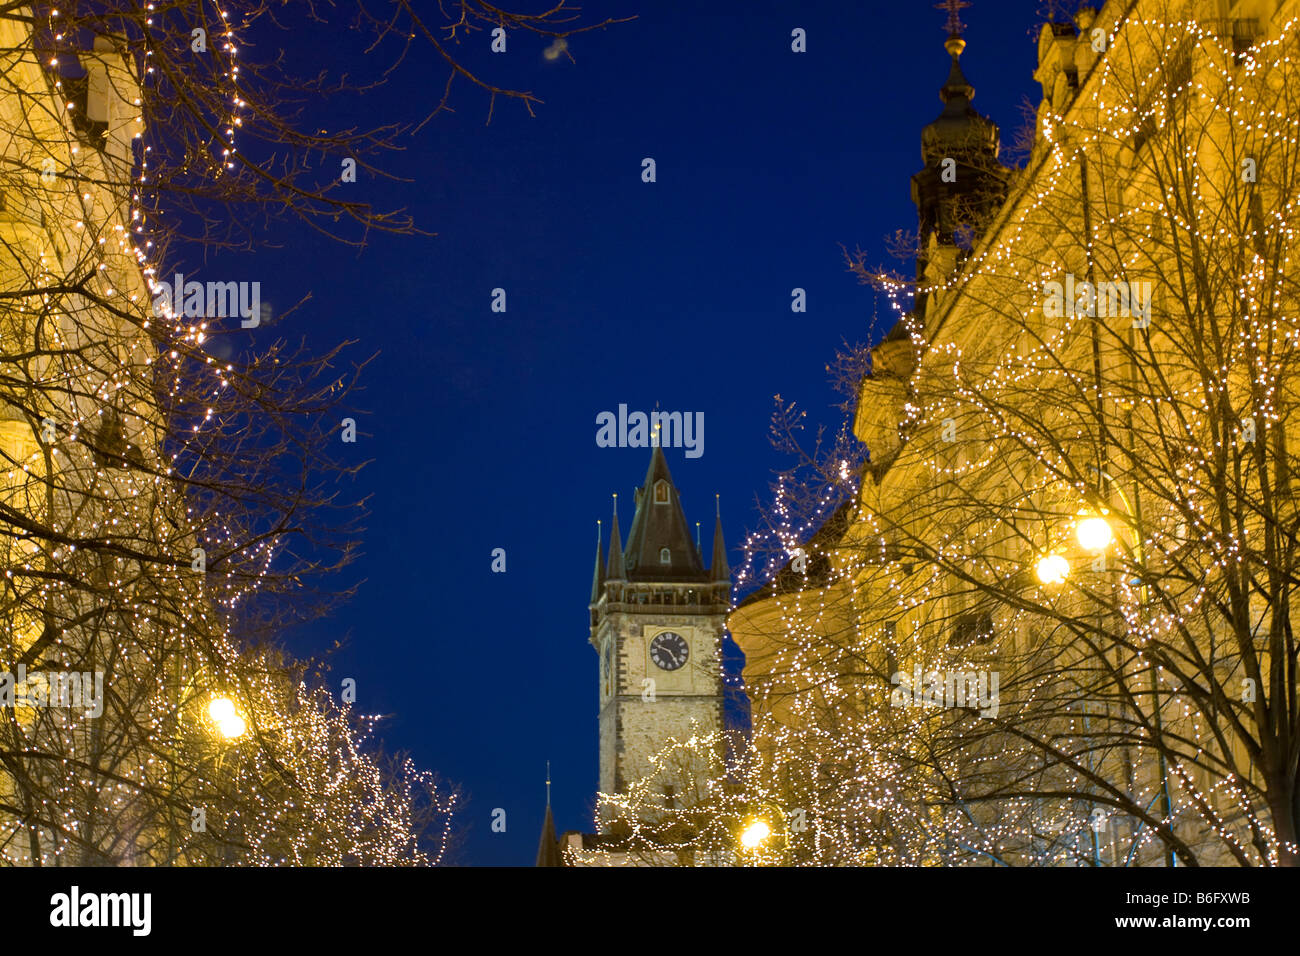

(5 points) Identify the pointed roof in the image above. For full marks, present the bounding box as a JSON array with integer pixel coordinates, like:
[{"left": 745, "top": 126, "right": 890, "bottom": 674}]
[
  {"left": 710, "top": 506, "right": 730, "bottom": 584},
  {"left": 736, "top": 499, "right": 855, "bottom": 609},
  {"left": 535, "top": 805, "right": 565, "bottom": 867},
  {"left": 622, "top": 446, "right": 708, "bottom": 582},
  {"left": 939, "top": 35, "right": 975, "bottom": 103},
  {"left": 921, "top": 33, "right": 1000, "bottom": 165},
  {"left": 589, "top": 523, "right": 605, "bottom": 605},
  {"left": 606, "top": 496, "right": 626, "bottom": 580},
  {"left": 937, "top": 1, "right": 975, "bottom": 103}
]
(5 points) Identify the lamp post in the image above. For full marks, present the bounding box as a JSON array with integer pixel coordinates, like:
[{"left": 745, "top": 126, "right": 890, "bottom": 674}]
[
  {"left": 165, "top": 664, "right": 248, "bottom": 865},
  {"left": 205, "top": 694, "right": 246, "bottom": 865},
  {"left": 1076, "top": 471, "right": 1176, "bottom": 867}
]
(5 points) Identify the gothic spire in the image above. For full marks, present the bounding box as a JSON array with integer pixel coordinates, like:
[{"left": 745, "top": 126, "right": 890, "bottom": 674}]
[
  {"left": 535, "top": 803, "right": 564, "bottom": 867},
  {"left": 710, "top": 494, "right": 730, "bottom": 584},
  {"left": 605, "top": 494, "right": 625, "bottom": 581},
  {"left": 590, "top": 520, "right": 605, "bottom": 605}
]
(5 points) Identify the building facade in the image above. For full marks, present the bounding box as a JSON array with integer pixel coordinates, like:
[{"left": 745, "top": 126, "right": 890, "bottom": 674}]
[
  {"left": 732, "top": 0, "right": 1299, "bottom": 866},
  {"left": 0, "top": 17, "right": 158, "bottom": 864}
]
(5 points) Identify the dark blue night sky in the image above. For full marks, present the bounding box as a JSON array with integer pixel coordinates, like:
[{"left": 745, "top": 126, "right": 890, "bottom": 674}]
[{"left": 226, "top": 1, "right": 1043, "bottom": 864}]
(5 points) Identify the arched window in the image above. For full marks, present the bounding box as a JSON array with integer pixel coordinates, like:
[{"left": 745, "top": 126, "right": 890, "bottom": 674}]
[
  {"left": 654, "top": 480, "right": 669, "bottom": 504},
  {"left": 659, "top": 547, "right": 671, "bottom": 565}
]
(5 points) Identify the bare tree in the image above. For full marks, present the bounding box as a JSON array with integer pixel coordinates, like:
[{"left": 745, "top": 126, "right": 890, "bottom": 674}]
[{"left": 1, "top": 0, "right": 618, "bottom": 864}]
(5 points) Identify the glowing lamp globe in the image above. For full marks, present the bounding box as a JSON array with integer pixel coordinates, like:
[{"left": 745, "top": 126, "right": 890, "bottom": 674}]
[
  {"left": 1035, "top": 553, "right": 1070, "bottom": 585},
  {"left": 208, "top": 696, "right": 236, "bottom": 724},
  {"left": 219, "top": 714, "right": 247, "bottom": 740},
  {"left": 208, "top": 696, "right": 246, "bottom": 739},
  {"left": 740, "top": 819, "right": 771, "bottom": 850},
  {"left": 1076, "top": 515, "right": 1114, "bottom": 552}
]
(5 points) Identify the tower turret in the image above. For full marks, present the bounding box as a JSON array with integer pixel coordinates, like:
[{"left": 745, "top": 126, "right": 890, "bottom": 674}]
[
  {"left": 909, "top": 4, "right": 1011, "bottom": 318},
  {"left": 589, "top": 522, "right": 605, "bottom": 633},
  {"left": 710, "top": 496, "right": 730, "bottom": 585},
  {"left": 605, "top": 495, "right": 626, "bottom": 581}
]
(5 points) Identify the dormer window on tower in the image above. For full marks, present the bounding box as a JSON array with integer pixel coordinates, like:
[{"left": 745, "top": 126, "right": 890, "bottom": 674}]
[
  {"left": 659, "top": 547, "right": 671, "bottom": 565},
  {"left": 654, "top": 480, "right": 669, "bottom": 504}
]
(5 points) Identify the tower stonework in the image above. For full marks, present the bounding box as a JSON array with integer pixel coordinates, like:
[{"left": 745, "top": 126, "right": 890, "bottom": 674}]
[{"left": 588, "top": 447, "right": 728, "bottom": 824}]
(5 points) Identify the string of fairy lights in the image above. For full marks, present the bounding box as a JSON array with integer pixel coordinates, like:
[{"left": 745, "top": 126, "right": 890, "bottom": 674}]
[
  {"left": 0, "top": 5, "right": 453, "bottom": 865},
  {"left": 593, "top": 11, "right": 1300, "bottom": 865}
]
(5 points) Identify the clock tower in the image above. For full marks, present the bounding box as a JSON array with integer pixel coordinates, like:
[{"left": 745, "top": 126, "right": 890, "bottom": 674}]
[{"left": 588, "top": 446, "right": 728, "bottom": 823}]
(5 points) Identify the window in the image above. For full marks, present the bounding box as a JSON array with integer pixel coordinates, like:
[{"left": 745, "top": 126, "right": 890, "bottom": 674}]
[
  {"left": 1204, "top": 17, "right": 1263, "bottom": 65},
  {"left": 1231, "top": 19, "right": 1262, "bottom": 64},
  {"left": 948, "top": 612, "right": 995, "bottom": 648},
  {"left": 654, "top": 480, "right": 669, "bottom": 504},
  {"left": 92, "top": 408, "right": 141, "bottom": 469},
  {"left": 659, "top": 547, "right": 671, "bottom": 565},
  {"left": 1150, "top": 209, "right": 1166, "bottom": 244},
  {"left": 1131, "top": 115, "right": 1155, "bottom": 155},
  {"left": 883, "top": 621, "right": 899, "bottom": 676},
  {"left": 1132, "top": 44, "right": 1193, "bottom": 156}
]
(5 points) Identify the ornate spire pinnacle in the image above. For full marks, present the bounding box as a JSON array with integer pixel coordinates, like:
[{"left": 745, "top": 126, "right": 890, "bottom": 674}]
[
  {"left": 936, "top": 0, "right": 971, "bottom": 37},
  {"left": 590, "top": 519, "right": 606, "bottom": 605},
  {"left": 536, "top": 801, "right": 563, "bottom": 867},
  {"left": 911, "top": 0, "right": 1008, "bottom": 311},
  {"left": 606, "top": 494, "right": 625, "bottom": 580},
  {"left": 710, "top": 495, "right": 730, "bottom": 584},
  {"left": 937, "top": 0, "right": 972, "bottom": 74},
  {"left": 936, "top": 0, "right": 975, "bottom": 104}
]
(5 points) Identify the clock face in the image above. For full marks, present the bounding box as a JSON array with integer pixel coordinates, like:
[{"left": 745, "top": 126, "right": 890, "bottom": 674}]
[{"left": 650, "top": 631, "right": 689, "bottom": 671}]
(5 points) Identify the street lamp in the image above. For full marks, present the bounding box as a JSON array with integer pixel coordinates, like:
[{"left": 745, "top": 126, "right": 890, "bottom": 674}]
[
  {"left": 208, "top": 696, "right": 246, "bottom": 740},
  {"left": 1035, "top": 553, "right": 1070, "bottom": 585},
  {"left": 740, "top": 818, "right": 771, "bottom": 850},
  {"left": 1075, "top": 512, "right": 1114, "bottom": 552},
  {"left": 1084, "top": 467, "right": 1175, "bottom": 868},
  {"left": 737, "top": 802, "right": 789, "bottom": 864}
]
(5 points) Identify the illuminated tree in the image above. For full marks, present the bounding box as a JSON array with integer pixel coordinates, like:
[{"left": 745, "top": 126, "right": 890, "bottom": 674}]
[
  {"left": 1, "top": 1, "right": 616, "bottom": 864},
  {"left": 587, "top": 729, "right": 745, "bottom": 867}
]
